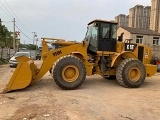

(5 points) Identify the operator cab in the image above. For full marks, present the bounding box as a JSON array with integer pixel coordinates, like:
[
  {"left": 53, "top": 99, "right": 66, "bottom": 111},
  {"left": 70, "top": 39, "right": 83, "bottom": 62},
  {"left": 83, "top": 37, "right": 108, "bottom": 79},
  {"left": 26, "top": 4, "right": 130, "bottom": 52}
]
[{"left": 85, "top": 19, "right": 118, "bottom": 54}]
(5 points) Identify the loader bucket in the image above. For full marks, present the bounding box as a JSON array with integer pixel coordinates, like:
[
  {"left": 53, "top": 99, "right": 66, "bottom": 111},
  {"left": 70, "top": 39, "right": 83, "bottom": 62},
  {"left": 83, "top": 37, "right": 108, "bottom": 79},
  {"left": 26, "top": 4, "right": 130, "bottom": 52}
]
[{"left": 3, "top": 56, "right": 33, "bottom": 93}]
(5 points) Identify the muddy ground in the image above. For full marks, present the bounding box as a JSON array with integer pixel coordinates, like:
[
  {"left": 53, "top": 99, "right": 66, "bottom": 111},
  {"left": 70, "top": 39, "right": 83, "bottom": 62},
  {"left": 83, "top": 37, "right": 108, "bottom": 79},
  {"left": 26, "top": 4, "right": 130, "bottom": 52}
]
[{"left": 0, "top": 60, "right": 160, "bottom": 120}]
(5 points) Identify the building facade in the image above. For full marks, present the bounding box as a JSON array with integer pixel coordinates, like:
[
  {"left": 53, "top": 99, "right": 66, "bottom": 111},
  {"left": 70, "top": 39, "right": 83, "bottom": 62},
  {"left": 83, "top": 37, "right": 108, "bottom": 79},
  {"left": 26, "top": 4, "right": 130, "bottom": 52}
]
[
  {"left": 129, "top": 5, "right": 151, "bottom": 29},
  {"left": 115, "top": 14, "right": 128, "bottom": 27},
  {"left": 128, "top": 7, "right": 135, "bottom": 28},
  {"left": 143, "top": 6, "right": 151, "bottom": 29},
  {"left": 117, "top": 26, "right": 160, "bottom": 58},
  {"left": 150, "top": 0, "right": 160, "bottom": 32}
]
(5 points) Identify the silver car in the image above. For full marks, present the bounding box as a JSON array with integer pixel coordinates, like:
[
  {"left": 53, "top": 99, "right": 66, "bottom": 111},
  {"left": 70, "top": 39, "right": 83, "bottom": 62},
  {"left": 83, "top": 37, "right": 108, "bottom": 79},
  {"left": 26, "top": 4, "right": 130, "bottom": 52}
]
[{"left": 9, "top": 52, "right": 31, "bottom": 67}]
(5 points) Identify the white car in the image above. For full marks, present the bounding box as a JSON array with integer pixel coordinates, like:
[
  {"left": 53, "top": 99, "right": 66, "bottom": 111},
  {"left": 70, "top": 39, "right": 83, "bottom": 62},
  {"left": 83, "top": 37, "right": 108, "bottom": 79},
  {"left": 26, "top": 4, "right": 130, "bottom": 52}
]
[{"left": 9, "top": 52, "right": 31, "bottom": 67}]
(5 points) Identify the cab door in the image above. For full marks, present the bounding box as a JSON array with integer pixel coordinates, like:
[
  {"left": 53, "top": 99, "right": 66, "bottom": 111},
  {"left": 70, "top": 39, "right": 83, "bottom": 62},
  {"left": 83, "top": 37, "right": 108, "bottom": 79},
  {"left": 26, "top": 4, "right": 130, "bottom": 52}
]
[{"left": 98, "top": 22, "right": 117, "bottom": 52}]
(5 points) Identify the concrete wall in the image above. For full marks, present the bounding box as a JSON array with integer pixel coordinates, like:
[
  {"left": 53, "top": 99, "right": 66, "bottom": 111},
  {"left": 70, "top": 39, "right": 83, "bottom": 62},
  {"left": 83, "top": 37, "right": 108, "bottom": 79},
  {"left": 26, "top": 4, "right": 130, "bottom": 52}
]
[
  {"left": 130, "top": 34, "right": 154, "bottom": 45},
  {"left": 0, "top": 49, "right": 15, "bottom": 59},
  {"left": 0, "top": 49, "right": 37, "bottom": 59}
]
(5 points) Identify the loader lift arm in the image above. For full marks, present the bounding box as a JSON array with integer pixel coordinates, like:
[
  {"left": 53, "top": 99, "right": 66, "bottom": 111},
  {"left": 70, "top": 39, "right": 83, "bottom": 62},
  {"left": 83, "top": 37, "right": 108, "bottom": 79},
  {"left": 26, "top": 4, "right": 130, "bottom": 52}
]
[
  {"left": 3, "top": 38, "right": 91, "bottom": 93},
  {"left": 35, "top": 40, "right": 84, "bottom": 80}
]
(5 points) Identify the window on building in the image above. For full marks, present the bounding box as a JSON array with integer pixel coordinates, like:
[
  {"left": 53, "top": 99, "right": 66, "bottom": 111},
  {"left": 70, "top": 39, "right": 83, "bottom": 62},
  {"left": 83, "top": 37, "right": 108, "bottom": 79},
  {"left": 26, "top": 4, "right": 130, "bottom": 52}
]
[
  {"left": 136, "top": 36, "right": 143, "bottom": 44},
  {"left": 153, "top": 37, "right": 159, "bottom": 45}
]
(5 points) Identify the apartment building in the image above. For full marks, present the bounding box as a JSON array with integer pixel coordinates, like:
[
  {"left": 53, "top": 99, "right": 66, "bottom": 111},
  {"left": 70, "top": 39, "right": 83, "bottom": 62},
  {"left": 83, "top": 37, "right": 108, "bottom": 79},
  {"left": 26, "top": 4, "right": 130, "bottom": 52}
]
[
  {"left": 150, "top": 0, "right": 160, "bottom": 32},
  {"left": 115, "top": 14, "right": 128, "bottom": 27},
  {"left": 143, "top": 6, "right": 151, "bottom": 29},
  {"left": 128, "top": 5, "right": 151, "bottom": 29}
]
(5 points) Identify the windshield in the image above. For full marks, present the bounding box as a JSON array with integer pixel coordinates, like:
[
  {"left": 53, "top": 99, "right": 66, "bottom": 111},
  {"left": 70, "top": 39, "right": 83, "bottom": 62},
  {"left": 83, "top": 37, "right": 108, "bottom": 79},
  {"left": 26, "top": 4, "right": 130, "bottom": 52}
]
[
  {"left": 85, "top": 23, "right": 98, "bottom": 41},
  {"left": 14, "top": 52, "right": 30, "bottom": 57},
  {"left": 85, "top": 23, "right": 98, "bottom": 49}
]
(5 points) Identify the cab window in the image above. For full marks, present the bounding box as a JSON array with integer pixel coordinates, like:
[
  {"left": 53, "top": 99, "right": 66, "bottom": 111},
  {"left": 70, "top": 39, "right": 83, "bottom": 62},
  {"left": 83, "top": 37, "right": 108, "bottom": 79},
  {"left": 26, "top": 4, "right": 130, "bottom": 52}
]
[{"left": 101, "top": 23, "right": 110, "bottom": 39}]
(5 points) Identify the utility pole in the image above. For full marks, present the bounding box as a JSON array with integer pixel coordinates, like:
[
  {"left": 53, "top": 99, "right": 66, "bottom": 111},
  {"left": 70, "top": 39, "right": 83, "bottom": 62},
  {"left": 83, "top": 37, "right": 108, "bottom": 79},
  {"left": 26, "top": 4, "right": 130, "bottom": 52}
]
[
  {"left": 36, "top": 38, "right": 38, "bottom": 50},
  {"left": 32, "top": 32, "right": 36, "bottom": 45},
  {"left": 13, "top": 18, "right": 16, "bottom": 50},
  {"left": 35, "top": 38, "right": 38, "bottom": 58}
]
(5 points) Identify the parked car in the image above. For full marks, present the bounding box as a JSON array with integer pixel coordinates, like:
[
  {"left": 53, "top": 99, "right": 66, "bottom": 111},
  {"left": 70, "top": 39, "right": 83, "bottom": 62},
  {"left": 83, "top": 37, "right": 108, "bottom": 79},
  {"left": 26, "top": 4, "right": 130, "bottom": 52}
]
[{"left": 9, "top": 52, "right": 31, "bottom": 67}]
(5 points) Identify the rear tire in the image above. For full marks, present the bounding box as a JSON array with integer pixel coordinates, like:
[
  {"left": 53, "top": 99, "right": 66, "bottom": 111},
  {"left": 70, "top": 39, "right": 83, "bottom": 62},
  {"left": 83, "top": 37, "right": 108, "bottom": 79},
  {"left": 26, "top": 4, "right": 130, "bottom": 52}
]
[
  {"left": 52, "top": 55, "right": 86, "bottom": 90},
  {"left": 116, "top": 58, "right": 146, "bottom": 88}
]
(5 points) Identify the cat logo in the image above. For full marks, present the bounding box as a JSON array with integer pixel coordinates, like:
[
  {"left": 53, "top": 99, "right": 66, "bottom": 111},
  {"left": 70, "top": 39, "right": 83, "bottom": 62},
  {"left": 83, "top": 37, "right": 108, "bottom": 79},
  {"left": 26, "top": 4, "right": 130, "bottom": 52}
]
[
  {"left": 125, "top": 43, "right": 137, "bottom": 51},
  {"left": 127, "top": 45, "right": 135, "bottom": 50}
]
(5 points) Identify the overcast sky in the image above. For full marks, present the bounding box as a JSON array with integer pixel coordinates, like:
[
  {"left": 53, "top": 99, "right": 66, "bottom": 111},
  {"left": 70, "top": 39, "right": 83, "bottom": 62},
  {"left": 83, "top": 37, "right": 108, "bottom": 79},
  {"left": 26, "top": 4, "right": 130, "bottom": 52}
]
[{"left": 0, "top": 0, "right": 151, "bottom": 45}]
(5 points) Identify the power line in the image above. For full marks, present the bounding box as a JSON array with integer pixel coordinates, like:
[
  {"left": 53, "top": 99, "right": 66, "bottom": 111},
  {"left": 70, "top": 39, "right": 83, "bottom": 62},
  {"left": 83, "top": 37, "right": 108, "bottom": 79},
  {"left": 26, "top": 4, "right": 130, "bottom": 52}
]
[
  {"left": 0, "top": 0, "right": 14, "bottom": 18},
  {"left": 0, "top": 5, "right": 12, "bottom": 19},
  {"left": 3, "top": 0, "right": 32, "bottom": 32},
  {"left": 15, "top": 24, "right": 32, "bottom": 40},
  {"left": 3, "top": 0, "right": 20, "bottom": 19},
  {"left": 1, "top": 21, "right": 12, "bottom": 23},
  {"left": 0, "top": 1, "right": 35, "bottom": 43}
]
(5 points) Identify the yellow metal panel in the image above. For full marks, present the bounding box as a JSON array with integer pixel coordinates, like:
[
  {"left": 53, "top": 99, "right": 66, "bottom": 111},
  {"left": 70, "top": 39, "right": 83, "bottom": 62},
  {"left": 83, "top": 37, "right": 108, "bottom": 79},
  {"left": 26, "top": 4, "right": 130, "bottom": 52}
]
[
  {"left": 97, "top": 51, "right": 116, "bottom": 55},
  {"left": 104, "top": 69, "right": 116, "bottom": 76},
  {"left": 145, "top": 64, "right": 157, "bottom": 77},
  {"left": 143, "top": 46, "right": 153, "bottom": 64},
  {"left": 116, "top": 42, "right": 123, "bottom": 53},
  {"left": 84, "top": 60, "right": 93, "bottom": 76}
]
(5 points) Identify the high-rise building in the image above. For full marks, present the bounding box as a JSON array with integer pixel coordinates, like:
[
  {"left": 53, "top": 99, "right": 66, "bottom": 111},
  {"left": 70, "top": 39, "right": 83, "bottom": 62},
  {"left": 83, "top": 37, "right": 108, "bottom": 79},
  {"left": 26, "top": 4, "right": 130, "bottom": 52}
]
[
  {"left": 134, "top": 5, "right": 144, "bottom": 28},
  {"left": 128, "top": 7, "right": 135, "bottom": 28},
  {"left": 143, "top": 6, "right": 151, "bottom": 29},
  {"left": 129, "top": 5, "right": 151, "bottom": 29},
  {"left": 150, "top": 0, "right": 160, "bottom": 32},
  {"left": 115, "top": 14, "right": 128, "bottom": 27}
]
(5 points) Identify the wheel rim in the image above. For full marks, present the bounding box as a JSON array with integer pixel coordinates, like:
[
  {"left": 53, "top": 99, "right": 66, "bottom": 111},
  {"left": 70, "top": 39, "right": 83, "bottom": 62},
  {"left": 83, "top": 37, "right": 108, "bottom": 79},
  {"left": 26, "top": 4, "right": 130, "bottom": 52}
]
[
  {"left": 128, "top": 67, "right": 141, "bottom": 82},
  {"left": 62, "top": 65, "right": 79, "bottom": 82}
]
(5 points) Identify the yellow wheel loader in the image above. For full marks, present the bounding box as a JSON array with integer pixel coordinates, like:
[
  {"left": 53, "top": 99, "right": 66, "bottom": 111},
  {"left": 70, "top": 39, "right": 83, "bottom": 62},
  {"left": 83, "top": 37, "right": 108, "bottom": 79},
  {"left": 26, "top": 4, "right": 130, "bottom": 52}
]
[{"left": 3, "top": 19, "right": 157, "bottom": 93}]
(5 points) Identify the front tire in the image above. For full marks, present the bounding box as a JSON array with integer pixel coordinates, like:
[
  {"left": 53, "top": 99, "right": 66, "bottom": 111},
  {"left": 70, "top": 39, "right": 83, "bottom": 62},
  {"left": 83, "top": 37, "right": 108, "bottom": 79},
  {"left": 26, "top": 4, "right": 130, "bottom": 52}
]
[
  {"left": 116, "top": 58, "right": 146, "bottom": 88},
  {"left": 52, "top": 55, "right": 86, "bottom": 90}
]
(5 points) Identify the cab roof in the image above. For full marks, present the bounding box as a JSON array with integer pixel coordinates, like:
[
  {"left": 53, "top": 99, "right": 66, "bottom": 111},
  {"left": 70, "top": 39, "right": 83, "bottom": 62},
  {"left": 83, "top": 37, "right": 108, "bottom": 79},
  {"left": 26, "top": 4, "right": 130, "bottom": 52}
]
[{"left": 88, "top": 19, "right": 118, "bottom": 25}]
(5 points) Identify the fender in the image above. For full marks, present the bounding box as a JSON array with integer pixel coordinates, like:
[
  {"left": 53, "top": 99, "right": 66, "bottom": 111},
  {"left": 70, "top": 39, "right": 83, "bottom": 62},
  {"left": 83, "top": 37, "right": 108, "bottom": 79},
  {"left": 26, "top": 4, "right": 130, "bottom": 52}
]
[
  {"left": 71, "top": 52, "right": 86, "bottom": 61},
  {"left": 71, "top": 52, "right": 93, "bottom": 76},
  {"left": 111, "top": 51, "right": 137, "bottom": 67}
]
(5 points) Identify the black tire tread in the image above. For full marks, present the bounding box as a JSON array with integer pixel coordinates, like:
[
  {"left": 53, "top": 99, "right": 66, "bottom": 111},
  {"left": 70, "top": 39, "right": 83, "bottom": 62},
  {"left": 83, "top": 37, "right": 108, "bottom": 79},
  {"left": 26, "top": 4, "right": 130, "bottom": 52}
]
[
  {"left": 52, "top": 55, "right": 86, "bottom": 90},
  {"left": 116, "top": 58, "right": 146, "bottom": 88}
]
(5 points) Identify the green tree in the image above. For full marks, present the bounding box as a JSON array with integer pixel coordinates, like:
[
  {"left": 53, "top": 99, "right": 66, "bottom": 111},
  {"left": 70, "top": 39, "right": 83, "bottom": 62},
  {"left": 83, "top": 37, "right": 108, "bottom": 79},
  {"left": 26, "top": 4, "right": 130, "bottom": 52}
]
[
  {"left": 0, "top": 21, "right": 15, "bottom": 48},
  {"left": 27, "top": 44, "right": 37, "bottom": 50},
  {"left": 19, "top": 43, "right": 37, "bottom": 50}
]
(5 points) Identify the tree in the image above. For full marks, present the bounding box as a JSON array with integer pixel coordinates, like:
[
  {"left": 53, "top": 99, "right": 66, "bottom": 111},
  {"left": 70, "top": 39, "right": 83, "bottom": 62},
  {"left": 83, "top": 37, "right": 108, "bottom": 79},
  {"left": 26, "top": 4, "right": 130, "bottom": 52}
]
[
  {"left": 27, "top": 44, "right": 37, "bottom": 50},
  {"left": 19, "top": 43, "right": 37, "bottom": 50},
  {"left": 0, "top": 22, "right": 15, "bottom": 48}
]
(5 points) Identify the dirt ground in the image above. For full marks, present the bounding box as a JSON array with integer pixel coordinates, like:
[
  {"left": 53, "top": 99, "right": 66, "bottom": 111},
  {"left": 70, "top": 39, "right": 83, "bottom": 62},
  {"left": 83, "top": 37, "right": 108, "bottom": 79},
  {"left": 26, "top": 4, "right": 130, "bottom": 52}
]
[{"left": 0, "top": 60, "right": 160, "bottom": 120}]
